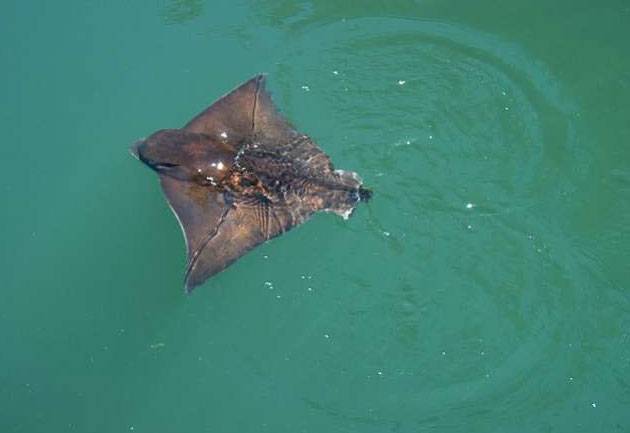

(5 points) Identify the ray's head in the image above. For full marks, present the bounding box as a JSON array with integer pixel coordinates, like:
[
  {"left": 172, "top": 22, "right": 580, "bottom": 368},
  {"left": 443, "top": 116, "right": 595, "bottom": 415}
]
[{"left": 131, "top": 129, "right": 234, "bottom": 186}]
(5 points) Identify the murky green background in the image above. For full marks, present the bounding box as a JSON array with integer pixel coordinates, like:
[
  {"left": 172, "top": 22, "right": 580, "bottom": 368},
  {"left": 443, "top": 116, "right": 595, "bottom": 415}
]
[{"left": 2, "top": 1, "right": 629, "bottom": 432}]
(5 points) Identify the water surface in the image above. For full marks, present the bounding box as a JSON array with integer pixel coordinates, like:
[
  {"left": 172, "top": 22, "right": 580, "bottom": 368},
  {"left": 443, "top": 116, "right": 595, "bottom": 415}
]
[{"left": 1, "top": 1, "right": 629, "bottom": 432}]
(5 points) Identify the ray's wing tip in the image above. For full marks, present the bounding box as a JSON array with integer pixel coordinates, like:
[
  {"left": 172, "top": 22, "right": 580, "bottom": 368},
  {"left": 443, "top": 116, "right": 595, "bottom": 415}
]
[
  {"left": 183, "top": 261, "right": 221, "bottom": 294},
  {"left": 183, "top": 260, "right": 199, "bottom": 293},
  {"left": 184, "top": 276, "right": 200, "bottom": 294},
  {"left": 252, "top": 73, "right": 268, "bottom": 90}
]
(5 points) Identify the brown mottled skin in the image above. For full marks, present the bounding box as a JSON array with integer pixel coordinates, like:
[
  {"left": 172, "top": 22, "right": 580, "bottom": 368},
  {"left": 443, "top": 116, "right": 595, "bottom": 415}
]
[{"left": 132, "top": 75, "right": 371, "bottom": 292}]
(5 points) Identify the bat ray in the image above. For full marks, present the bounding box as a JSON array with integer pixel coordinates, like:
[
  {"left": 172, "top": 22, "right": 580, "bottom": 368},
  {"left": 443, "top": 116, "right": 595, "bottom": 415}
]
[{"left": 131, "top": 74, "right": 371, "bottom": 292}]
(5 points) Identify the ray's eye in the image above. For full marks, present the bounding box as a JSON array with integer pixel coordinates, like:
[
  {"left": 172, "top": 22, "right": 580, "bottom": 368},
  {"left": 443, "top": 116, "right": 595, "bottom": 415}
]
[{"left": 154, "top": 162, "right": 178, "bottom": 170}]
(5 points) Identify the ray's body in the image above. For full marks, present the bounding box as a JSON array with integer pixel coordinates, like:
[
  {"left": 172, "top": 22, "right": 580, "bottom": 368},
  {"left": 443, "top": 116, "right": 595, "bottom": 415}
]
[{"left": 133, "top": 75, "right": 371, "bottom": 291}]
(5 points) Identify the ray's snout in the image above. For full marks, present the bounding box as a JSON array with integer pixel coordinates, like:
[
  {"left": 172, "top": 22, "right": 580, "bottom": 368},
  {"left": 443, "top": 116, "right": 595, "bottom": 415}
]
[{"left": 129, "top": 139, "right": 145, "bottom": 160}]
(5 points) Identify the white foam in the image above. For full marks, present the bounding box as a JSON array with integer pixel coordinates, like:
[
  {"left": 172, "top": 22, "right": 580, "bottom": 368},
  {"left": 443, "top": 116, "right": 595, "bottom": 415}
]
[
  {"left": 340, "top": 208, "right": 353, "bottom": 220},
  {"left": 334, "top": 169, "right": 363, "bottom": 183}
]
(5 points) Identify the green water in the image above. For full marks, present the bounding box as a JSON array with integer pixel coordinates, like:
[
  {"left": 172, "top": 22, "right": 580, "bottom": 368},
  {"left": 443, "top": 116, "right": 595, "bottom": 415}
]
[{"left": 2, "top": 1, "right": 629, "bottom": 432}]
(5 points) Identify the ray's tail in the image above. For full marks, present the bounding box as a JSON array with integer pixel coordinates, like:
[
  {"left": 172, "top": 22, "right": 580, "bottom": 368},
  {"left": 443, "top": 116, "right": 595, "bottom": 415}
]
[
  {"left": 319, "top": 170, "right": 372, "bottom": 219},
  {"left": 358, "top": 186, "right": 372, "bottom": 202}
]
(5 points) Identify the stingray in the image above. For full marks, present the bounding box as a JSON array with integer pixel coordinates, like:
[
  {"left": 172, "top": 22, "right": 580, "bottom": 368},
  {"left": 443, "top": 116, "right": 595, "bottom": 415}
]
[{"left": 131, "top": 75, "right": 371, "bottom": 292}]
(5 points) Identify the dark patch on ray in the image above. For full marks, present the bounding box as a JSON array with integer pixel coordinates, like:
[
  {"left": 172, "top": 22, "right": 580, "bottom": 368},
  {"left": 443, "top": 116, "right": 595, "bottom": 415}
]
[{"left": 132, "top": 75, "right": 371, "bottom": 292}]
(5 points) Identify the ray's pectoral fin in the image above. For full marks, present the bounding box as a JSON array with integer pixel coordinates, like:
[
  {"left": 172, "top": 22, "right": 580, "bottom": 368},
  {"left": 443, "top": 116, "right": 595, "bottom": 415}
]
[
  {"left": 184, "top": 196, "right": 311, "bottom": 291},
  {"left": 252, "top": 79, "right": 336, "bottom": 175},
  {"left": 183, "top": 75, "right": 264, "bottom": 144},
  {"left": 159, "top": 175, "right": 230, "bottom": 266},
  {"left": 161, "top": 173, "right": 243, "bottom": 291},
  {"left": 182, "top": 74, "right": 336, "bottom": 176},
  {"left": 161, "top": 168, "right": 314, "bottom": 292}
]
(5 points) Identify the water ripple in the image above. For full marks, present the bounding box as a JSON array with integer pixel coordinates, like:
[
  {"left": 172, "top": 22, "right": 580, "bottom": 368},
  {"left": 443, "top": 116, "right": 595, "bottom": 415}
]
[{"left": 260, "top": 17, "right": 598, "bottom": 429}]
